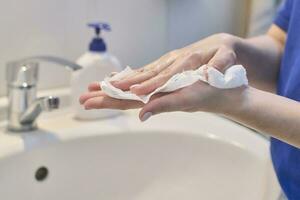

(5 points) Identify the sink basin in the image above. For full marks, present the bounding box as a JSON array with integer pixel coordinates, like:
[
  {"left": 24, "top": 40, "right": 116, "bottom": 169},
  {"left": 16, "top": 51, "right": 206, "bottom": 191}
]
[{"left": 0, "top": 109, "right": 280, "bottom": 200}]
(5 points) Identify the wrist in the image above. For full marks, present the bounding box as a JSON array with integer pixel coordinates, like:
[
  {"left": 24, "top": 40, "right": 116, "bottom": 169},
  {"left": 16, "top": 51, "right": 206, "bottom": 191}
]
[{"left": 218, "top": 86, "right": 253, "bottom": 116}]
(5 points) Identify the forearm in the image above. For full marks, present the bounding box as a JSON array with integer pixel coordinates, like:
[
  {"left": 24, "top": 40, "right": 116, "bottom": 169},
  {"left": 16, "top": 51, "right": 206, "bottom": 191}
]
[
  {"left": 233, "top": 34, "right": 283, "bottom": 92},
  {"left": 223, "top": 87, "right": 300, "bottom": 148}
]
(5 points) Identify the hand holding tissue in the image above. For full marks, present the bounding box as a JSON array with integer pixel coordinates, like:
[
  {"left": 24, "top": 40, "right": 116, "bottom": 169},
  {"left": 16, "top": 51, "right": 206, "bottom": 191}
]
[{"left": 100, "top": 65, "right": 248, "bottom": 104}]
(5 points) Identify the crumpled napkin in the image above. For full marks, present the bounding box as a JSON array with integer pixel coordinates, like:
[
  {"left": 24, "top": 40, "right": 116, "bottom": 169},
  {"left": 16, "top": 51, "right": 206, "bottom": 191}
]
[{"left": 100, "top": 65, "right": 248, "bottom": 104}]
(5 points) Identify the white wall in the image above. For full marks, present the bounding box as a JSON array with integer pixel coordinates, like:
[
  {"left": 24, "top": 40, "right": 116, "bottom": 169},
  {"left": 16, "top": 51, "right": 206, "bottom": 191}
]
[
  {"left": 247, "top": 0, "right": 278, "bottom": 37},
  {"left": 0, "top": 0, "right": 249, "bottom": 97},
  {"left": 167, "top": 0, "right": 248, "bottom": 50},
  {"left": 0, "top": 0, "right": 168, "bottom": 96}
]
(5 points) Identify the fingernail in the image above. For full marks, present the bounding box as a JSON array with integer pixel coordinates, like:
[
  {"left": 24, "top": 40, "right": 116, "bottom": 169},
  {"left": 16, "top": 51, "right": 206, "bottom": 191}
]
[
  {"left": 79, "top": 97, "right": 85, "bottom": 104},
  {"left": 110, "top": 81, "right": 118, "bottom": 85},
  {"left": 110, "top": 72, "right": 118, "bottom": 77},
  {"left": 84, "top": 105, "right": 91, "bottom": 110},
  {"left": 130, "top": 84, "right": 140, "bottom": 90},
  {"left": 141, "top": 112, "right": 152, "bottom": 122}
]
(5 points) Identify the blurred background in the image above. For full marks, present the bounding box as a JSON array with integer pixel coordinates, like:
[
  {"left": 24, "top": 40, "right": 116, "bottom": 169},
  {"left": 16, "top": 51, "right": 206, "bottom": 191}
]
[{"left": 0, "top": 0, "right": 282, "bottom": 97}]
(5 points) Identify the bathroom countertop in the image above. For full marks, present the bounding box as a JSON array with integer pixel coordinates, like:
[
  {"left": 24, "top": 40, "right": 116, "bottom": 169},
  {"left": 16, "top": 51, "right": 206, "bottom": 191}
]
[{"left": 0, "top": 107, "right": 269, "bottom": 161}]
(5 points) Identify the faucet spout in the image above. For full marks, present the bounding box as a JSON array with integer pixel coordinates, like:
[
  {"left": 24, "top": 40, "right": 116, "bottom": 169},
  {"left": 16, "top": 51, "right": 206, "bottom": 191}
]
[
  {"left": 20, "top": 96, "right": 59, "bottom": 125},
  {"left": 8, "top": 55, "right": 82, "bottom": 72}
]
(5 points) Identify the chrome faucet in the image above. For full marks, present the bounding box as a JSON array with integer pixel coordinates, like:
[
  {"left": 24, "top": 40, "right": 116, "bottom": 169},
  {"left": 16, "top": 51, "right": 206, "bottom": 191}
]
[{"left": 6, "top": 56, "right": 82, "bottom": 132}]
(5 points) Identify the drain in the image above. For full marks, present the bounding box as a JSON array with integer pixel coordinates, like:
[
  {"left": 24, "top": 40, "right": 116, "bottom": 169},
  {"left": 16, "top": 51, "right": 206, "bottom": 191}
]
[{"left": 35, "top": 166, "right": 49, "bottom": 182}]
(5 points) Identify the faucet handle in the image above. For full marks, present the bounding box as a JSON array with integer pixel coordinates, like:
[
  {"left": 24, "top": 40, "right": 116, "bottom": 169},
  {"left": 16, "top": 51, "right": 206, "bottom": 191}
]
[{"left": 6, "top": 62, "right": 39, "bottom": 87}]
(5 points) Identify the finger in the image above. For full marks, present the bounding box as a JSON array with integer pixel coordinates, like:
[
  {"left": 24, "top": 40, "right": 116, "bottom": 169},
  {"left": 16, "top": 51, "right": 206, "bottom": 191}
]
[
  {"left": 207, "top": 46, "right": 236, "bottom": 72},
  {"left": 139, "top": 92, "right": 184, "bottom": 121},
  {"left": 88, "top": 82, "right": 101, "bottom": 92},
  {"left": 110, "top": 71, "right": 118, "bottom": 77},
  {"left": 84, "top": 96, "right": 144, "bottom": 110},
  {"left": 110, "top": 68, "right": 140, "bottom": 85},
  {"left": 113, "top": 51, "right": 178, "bottom": 90},
  {"left": 113, "top": 60, "right": 174, "bottom": 90},
  {"left": 112, "top": 68, "right": 160, "bottom": 91},
  {"left": 131, "top": 51, "right": 206, "bottom": 95},
  {"left": 79, "top": 91, "right": 106, "bottom": 105}
]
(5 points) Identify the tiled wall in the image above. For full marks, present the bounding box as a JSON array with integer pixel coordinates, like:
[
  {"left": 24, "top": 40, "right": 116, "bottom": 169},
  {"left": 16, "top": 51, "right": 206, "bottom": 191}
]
[{"left": 0, "top": 0, "right": 168, "bottom": 96}]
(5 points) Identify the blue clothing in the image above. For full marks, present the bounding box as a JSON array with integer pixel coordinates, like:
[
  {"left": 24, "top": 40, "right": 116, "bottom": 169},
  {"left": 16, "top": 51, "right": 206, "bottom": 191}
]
[{"left": 271, "top": 0, "right": 300, "bottom": 199}]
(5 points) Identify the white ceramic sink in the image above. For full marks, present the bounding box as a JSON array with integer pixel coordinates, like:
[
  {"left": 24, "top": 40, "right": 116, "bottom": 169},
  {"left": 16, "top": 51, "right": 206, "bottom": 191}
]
[{"left": 0, "top": 109, "right": 280, "bottom": 200}]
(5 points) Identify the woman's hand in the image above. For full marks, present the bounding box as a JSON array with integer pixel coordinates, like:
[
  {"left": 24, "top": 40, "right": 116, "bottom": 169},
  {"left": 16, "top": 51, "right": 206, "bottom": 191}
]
[
  {"left": 138, "top": 82, "right": 248, "bottom": 121},
  {"left": 112, "top": 33, "right": 239, "bottom": 95},
  {"left": 84, "top": 33, "right": 240, "bottom": 93},
  {"left": 79, "top": 33, "right": 243, "bottom": 120},
  {"left": 80, "top": 79, "right": 248, "bottom": 121}
]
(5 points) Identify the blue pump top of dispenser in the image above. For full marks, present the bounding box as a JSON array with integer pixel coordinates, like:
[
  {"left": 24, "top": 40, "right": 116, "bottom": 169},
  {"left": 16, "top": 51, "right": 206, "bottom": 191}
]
[{"left": 88, "top": 23, "right": 111, "bottom": 52}]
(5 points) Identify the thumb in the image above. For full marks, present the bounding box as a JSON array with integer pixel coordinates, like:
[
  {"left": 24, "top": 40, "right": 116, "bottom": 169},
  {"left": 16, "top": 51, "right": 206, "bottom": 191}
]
[
  {"left": 207, "top": 46, "right": 237, "bottom": 72},
  {"left": 139, "top": 92, "right": 182, "bottom": 122}
]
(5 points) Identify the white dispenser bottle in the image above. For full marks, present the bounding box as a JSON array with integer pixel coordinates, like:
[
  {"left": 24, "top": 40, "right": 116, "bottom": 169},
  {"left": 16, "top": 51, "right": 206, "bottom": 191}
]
[{"left": 71, "top": 23, "right": 122, "bottom": 120}]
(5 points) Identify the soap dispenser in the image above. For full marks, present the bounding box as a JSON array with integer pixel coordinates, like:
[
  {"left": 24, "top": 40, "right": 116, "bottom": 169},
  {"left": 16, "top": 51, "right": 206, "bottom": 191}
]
[{"left": 71, "top": 22, "right": 122, "bottom": 120}]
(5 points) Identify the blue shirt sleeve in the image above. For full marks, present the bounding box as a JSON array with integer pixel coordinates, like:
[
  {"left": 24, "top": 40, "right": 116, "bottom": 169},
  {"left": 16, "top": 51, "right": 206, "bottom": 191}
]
[{"left": 274, "top": 0, "right": 293, "bottom": 32}]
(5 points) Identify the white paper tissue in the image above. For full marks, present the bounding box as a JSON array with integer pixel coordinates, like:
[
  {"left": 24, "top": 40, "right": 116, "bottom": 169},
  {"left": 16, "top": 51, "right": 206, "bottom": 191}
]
[{"left": 100, "top": 65, "right": 248, "bottom": 104}]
